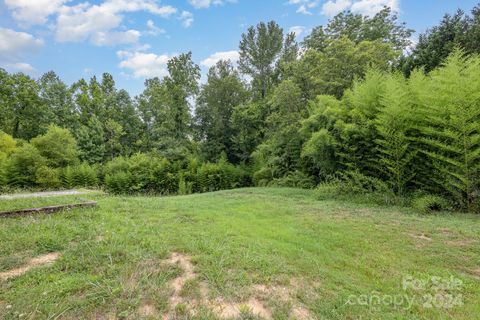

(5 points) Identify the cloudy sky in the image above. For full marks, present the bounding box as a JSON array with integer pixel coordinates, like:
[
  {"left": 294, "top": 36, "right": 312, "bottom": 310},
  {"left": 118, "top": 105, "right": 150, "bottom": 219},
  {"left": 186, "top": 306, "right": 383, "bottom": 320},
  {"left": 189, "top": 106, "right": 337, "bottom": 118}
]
[{"left": 0, "top": 0, "right": 478, "bottom": 95}]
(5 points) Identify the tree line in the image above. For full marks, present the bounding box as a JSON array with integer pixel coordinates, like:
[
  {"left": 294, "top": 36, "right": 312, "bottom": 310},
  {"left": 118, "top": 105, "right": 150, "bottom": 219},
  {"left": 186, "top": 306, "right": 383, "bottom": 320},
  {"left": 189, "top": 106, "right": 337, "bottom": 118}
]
[{"left": 1, "top": 5, "right": 480, "bottom": 212}]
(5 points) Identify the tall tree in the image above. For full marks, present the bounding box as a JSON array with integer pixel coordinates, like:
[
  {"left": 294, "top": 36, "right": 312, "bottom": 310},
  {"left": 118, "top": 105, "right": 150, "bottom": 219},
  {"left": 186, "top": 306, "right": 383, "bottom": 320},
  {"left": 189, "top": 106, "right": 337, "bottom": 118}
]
[
  {"left": 39, "top": 71, "right": 78, "bottom": 131},
  {"left": 164, "top": 52, "right": 200, "bottom": 143},
  {"left": 253, "top": 80, "right": 306, "bottom": 178},
  {"left": 195, "top": 60, "right": 248, "bottom": 163},
  {"left": 288, "top": 37, "right": 397, "bottom": 99},
  {"left": 137, "top": 53, "right": 200, "bottom": 158},
  {"left": 0, "top": 72, "right": 48, "bottom": 140},
  {"left": 239, "top": 21, "right": 297, "bottom": 99},
  {"left": 400, "top": 4, "right": 480, "bottom": 75},
  {"left": 303, "top": 7, "right": 413, "bottom": 52}
]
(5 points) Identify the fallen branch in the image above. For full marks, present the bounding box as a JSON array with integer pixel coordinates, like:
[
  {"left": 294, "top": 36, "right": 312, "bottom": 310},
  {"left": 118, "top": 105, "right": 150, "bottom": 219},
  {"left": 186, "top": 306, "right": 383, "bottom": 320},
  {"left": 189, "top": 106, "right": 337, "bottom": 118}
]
[{"left": 0, "top": 201, "right": 97, "bottom": 218}]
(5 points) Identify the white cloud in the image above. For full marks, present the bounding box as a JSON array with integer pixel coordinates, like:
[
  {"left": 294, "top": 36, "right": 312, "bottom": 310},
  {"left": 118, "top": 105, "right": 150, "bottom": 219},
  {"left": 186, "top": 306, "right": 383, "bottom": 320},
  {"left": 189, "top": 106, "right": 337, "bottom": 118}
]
[
  {"left": 5, "top": 62, "right": 36, "bottom": 73},
  {"left": 54, "top": 0, "right": 176, "bottom": 45},
  {"left": 288, "top": 26, "right": 307, "bottom": 37},
  {"left": 321, "top": 0, "right": 352, "bottom": 17},
  {"left": 179, "top": 11, "right": 194, "bottom": 28},
  {"left": 350, "top": 0, "right": 399, "bottom": 16},
  {"left": 0, "top": 28, "right": 43, "bottom": 61},
  {"left": 90, "top": 30, "right": 141, "bottom": 46},
  {"left": 4, "top": 0, "right": 177, "bottom": 46},
  {"left": 288, "top": 0, "right": 320, "bottom": 15},
  {"left": 117, "top": 50, "right": 171, "bottom": 78},
  {"left": 0, "top": 28, "right": 43, "bottom": 74},
  {"left": 289, "top": 0, "right": 400, "bottom": 17},
  {"left": 4, "top": 0, "right": 69, "bottom": 26},
  {"left": 188, "top": 0, "right": 237, "bottom": 9},
  {"left": 146, "top": 20, "right": 166, "bottom": 36},
  {"left": 201, "top": 50, "right": 239, "bottom": 67}
]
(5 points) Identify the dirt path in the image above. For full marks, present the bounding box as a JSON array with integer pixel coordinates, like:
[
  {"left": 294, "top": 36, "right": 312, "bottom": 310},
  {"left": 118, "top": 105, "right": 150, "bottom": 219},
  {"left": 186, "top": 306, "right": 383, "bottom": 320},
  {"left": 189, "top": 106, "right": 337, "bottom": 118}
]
[
  {"left": 0, "top": 253, "right": 60, "bottom": 281},
  {"left": 0, "top": 190, "right": 90, "bottom": 200}
]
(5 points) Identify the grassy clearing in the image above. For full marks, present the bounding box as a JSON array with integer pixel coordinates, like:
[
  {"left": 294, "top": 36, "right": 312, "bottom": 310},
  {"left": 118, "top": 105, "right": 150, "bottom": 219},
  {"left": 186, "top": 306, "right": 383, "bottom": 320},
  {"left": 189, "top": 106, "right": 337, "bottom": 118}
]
[{"left": 0, "top": 188, "right": 479, "bottom": 319}]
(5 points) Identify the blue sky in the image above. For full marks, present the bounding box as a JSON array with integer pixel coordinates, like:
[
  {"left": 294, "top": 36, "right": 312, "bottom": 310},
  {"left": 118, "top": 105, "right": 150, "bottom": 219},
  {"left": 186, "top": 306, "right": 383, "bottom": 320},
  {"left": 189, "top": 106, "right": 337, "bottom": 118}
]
[{"left": 0, "top": 0, "right": 478, "bottom": 95}]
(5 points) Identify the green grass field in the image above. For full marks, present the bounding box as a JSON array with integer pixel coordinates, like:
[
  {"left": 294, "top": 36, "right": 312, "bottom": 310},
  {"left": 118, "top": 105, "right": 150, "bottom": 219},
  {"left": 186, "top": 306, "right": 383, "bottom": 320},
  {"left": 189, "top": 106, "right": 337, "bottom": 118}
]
[{"left": 0, "top": 188, "right": 479, "bottom": 319}]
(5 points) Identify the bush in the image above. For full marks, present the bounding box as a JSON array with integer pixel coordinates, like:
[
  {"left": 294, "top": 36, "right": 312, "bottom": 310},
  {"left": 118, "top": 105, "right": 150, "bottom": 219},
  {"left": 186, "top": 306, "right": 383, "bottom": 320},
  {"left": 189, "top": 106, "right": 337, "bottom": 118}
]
[
  {"left": 127, "top": 153, "right": 158, "bottom": 192},
  {"left": 314, "top": 172, "right": 402, "bottom": 205},
  {"left": 337, "top": 170, "right": 392, "bottom": 195},
  {"left": 412, "top": 194, "right": 450, "bottom": 214},
  {"left": 36, "top": 166, "right": 61, "bottom": 189},
  {"left": 269, "top": 171, "right": 315, "bottom": 188},
  {"left": 103, "top": 153, "right": 180, "bottom": 194},
  {"left": 31, "top": 125, "right": 78, "bottom": 168},
  {"left": 178, "top": 175, "right": 193, "bottom": 195},
  {"left": 194, "top": 161, "right": 249, "bottom": 193},
  {"left": 148, "top": 157, "right": 178, "bottom": 194},
  {"left": 5, "top": 144, "right": 46, "bottom": 187},
  {"left": 252, "top": 167, "right": 273, "bottom": 187},
  {"left": 315, "top": 179, "right": 342, "bottom": 200},
  {"left": 62, "top": 163, "right": 98, "bottom": 188},
  {"left": 0, "top": 131, "right": 17, "bottom": 156},
  {"left": 105, "top": 171, "right": 133, "bottom": 194},
  {"left": 0, "top": 153, "right": 7, "bottom": 188}
]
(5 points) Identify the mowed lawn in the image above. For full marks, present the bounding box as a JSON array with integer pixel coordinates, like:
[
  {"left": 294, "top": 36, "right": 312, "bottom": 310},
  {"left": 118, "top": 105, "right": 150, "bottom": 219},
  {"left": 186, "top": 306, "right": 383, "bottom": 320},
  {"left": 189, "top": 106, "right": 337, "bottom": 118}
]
[{"left": 0, "top": 188, "right": 479, "bottom": 319}]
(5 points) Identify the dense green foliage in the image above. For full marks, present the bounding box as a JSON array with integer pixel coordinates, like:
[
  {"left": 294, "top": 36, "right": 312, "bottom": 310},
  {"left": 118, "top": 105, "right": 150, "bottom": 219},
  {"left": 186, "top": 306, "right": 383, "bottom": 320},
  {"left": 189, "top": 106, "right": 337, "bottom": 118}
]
[
  {"left": 1, "top": 4, "right": 480, "bottom": 212},
  {"left": 399, "top": 4, "right": 480, "bottom": 75}
]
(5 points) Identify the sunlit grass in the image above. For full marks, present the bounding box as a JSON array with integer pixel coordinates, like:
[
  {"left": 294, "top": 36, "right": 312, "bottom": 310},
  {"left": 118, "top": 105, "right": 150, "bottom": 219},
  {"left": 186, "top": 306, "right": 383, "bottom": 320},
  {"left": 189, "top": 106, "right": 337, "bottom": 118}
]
[{"left": 0, "top": 188, "right": 479, "bottom": 319}]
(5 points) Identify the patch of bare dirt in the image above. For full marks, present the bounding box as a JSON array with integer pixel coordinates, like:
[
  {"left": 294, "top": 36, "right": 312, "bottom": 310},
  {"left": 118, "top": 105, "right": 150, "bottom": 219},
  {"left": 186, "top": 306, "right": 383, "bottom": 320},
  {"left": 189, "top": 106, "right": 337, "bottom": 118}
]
[
  {"left": 250, "top": 281, "right": 316, "bottom": 319},
  {"left": 410, "top": 233, "right": 432, "bottom": 241},
  {"left": 291, "top": 305, "right": 316, "bottom": 320},
  {"left": 252, "top": 284, "right": 290, "bottom": 301},
  {"left": 445, "top": 239, "right": 478, "bottom": 247},
  {"left": 94, "top": 313, "right": 117, "bottom": 320},
  {"left": 162, "top": 252, "right": 199, "bottom": 319},
  {"left": 210, "top": 297, "right": 272, "bottom": 319},
  {"left": 0, "top": 252, "right": 60, "bottom": 281},
  {"left": 465, "top": 267, "right": 480, "bottom": 279},
  {"left": 436, "top": 228, "right": 452, "bottom": 235},
  {"left": 138, "top": 304, "right": 158, "bottom": 317},
  {"left": 160, "top": 252, "right": 316, "bottom": 319}
]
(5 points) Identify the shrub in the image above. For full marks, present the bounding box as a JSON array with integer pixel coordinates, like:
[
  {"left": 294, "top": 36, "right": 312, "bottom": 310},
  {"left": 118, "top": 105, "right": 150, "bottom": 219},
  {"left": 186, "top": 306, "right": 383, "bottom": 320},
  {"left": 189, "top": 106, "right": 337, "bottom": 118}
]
[
  {"left": 178, "top": 175, "right": 193, "bottom": 195},
  {"left": 417, "top": 52, "right": 480, "bottom": 212},
  {"left": 0, "top": 153, "right": 7, "bottom": 188},
  {"left": 315, "top": 179, "right": 342, "bottom": 200},
  {"left": 62, "top": 163, "right": 98, "bottom": 188},
  {"left": 314, "top": 172, "right": 402, "bottom": 205},
  {"left": 127, "top": 153, "right": 158, "bottom": 192},
  {"left": 252, "top": 167, "right": 273, "bottom": 187},
  {"left": 150, "top": 157, "right": 178, "bottom": 194},
  {"left": 0, "top": 131, "right": 17, "bottom": 156},
  {"left": 31, "top": 125, "right": 78, "bottom": 168},
  {"left": 338, "top": 170, "right": 392, "bottom": 195},
  {"left": 105, "top": 171, "right": 132, "bottom": 194},
  {"left": 36, "top": 166, "right": 61, "bottom": 189},
  {"left": 5, "top": 144, "right": 46, "bottom": 187},
  {"left": 103, "top": 154, "right": 180, "bottom": 194},
  {"left": 412, "top": 194, "right": 450, "bottom": 214},
  {"left": 269, "top": 171, "right": 315, "bottom": 188},
  {"left": 195, "top": 161, "right": 249, "bottom": 193}
]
